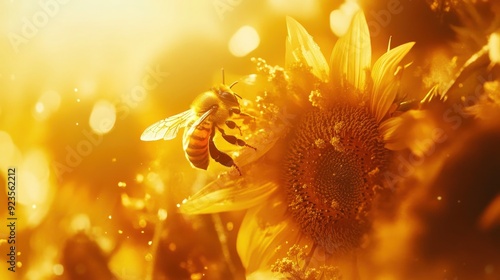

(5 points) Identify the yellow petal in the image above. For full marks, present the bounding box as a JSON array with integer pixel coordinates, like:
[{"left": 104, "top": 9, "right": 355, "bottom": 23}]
[
  {"left": 488, "top": 32, "right": 500, "bottom": 65},
  {"left": 179, "top": 176, "right": 278, "bottom": 214},
  {"left": 234, "top": 125, "right": 283, "bottom": 167},
  {"left": 379, "top": 115, "right": 407, "bottom": 151},
  {"left": 330, "top": 11, "right": 371, "bottom": 91},
  {"left": 237, "top": 193, "right": 303, "bottom": 274},
  {"left": 380, "top": 110, "right": 436, "bottom": 157},
  {"left": 371, "top": 42, "right": 415, "bottom": 122},
  {"left": 285, "top": 17, "right": 329, "bottom": 81}
]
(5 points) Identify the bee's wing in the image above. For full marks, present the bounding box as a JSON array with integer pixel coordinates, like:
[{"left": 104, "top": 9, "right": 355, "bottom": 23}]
[
  {"left": 140, "top": 110, "right": 195, "bottom": 141},
  {"left": 184, "top": 107, "right": 216, "bottom": 138}
]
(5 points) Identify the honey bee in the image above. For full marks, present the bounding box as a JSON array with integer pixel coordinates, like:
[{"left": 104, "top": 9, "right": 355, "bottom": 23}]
[{"left": 140, "top": 71, "right": 255, "bottom": 174}]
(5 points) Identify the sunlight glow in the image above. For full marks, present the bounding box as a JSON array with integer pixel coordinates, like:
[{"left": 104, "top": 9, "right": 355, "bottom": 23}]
[
  {"left": 268, "top": 0, "right": 319, "bottom": 16},
  {"left": 33, "top": 90, "right": 61, "bottom": 121},
  {"left": 489, "top": 32, "right": 500, "bottom": 65},
  {"left": 89, "top": 100, "right": 116, "bottom": 135},
  {"left": 229, "top": 25, "right": 260, "bottom": 57},
  {"left": 71, "top": 214, "right": 91, "bottom": 233},
  {"left": 330, "top": 0, "right": 360, "bottom": 36},
  {"left": 35, "top": 102, "right": 44, "bottom": 113},
  {"left": 52, "top": 264, "right": 64, "bottom": 276}
]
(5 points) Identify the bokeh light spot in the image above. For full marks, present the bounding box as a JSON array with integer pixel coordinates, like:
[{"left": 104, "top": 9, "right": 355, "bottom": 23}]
[
  {"left": 17, "top": 150, "right": 53, "bottom": 226},
  {"left": 71, "top": 214, "right": 91, "bottom": 233},
  {"left": 168, "top": 242, "right": 177, "bottom": 251},
  {"left": 0, "top": 131, "right": 19, "bottom": 170},
  {"left": 136, "top": 173, "right": 144, "bottom": 183},
  {"left": 228, "top": 25, "right": 260, "bottom": 57},
  {"left": 139, "top": 218, "right": 147, "bottom": 228},
  {"left": 330, "top": 0, "right": 360, "bottom": 37},
  {"left": 157, "top": 208, "right": 168, "bottom": 221},
  {"left": 52, "top": 264, "right": 64, "bottom": 276},
  {"left": 489, "top": 32, "right": 500, "bottom": 65},
  {"left": 89, "top": 100, "right": 116, "bottom": 135},
  {"left": 146, "top": 171, "right": 165, "bottom": 194},
  {"left": 121, "top": 193, "right": 146, "bottom": 210},
  {"left": 33, "top": 91, "right": 61, "bottom": 121},
  {"left": 35, "top": 102, "right": 45, "bottom": 113}
]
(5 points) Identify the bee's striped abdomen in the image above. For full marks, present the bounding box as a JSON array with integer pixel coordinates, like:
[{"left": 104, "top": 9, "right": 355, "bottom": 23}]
[{"left": 183, "top": 119, "right": 213, "bottom": 170}]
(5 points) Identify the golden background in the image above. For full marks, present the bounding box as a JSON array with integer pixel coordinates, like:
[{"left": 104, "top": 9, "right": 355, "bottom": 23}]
[{"left": 0, "top": 0, "right": 499, "bottom": 279}]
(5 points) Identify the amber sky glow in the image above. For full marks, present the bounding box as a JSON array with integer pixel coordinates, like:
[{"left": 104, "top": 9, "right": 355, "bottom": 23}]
[
  {"left": 0, "top": 1, "right": 333, "bottom": 279},
  {"left": 1, "top": 0, "right": 498, "bottom": 279}
]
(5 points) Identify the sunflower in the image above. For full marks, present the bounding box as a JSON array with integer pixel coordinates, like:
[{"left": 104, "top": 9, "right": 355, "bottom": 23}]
[{"left": 180, "top": 11, "right": 415, "bottom": 279}]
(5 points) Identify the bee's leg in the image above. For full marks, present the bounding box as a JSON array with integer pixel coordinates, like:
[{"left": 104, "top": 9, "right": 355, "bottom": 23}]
[
  {"left": 229, "top": 107, "right": 241, "bottom": 116},
  {"left": 237, "top": 112, "right": 253, "bottom": 119},
  {"left": 209, "top": 136, "right": 241, "bottom": 175},
  {"left": 229, "top": 108, "right": 255, "bottom": 120},
  {"left": 216, "top": 126, "right": 257, "bottom": 150},
  {"left": 225, "top": 120, "right": 242, "bottom": 135},
  {"left": 229, "top": 108, "right": 255, "bottom": 128}
]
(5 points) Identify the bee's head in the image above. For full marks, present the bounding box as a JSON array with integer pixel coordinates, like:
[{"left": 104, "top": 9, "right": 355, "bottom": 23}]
[{"left": 216, "top": 84, "right": 241, "bottom": 108}]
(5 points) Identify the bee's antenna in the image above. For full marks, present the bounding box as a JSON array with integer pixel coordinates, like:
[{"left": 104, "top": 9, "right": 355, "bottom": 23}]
[
  {"left": 229, "top": 81, "right": 238, "bottom": 89},
  {"left": 222, "top": 68, "right": 239, "bottom": 96}
]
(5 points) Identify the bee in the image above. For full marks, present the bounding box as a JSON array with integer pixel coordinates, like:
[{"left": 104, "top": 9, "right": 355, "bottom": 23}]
[{"left": 140, "top": 71, "right": 255, "bottom": 175}]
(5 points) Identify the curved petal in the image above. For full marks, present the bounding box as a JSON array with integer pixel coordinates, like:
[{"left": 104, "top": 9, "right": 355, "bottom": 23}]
[
  {"left": 234, "top": 125, "right": 284, "bottom": 168},
  {"left": 285, "top": 17, "right": 329, "bottom": 81},
  {"left": 379, "top": 115, "right": 406, "bottom": 151},
  {"left": 179, "top": 174, "right": 278, "bottom": 214},
  {"left": 380, "top": 110, "right": 434, "bottom": 157},
  {"left": 330, "top": 11, "right": 371, "bottom": 92},
  {"left": 237, "top": 193, "right": 304, "bottom": 274},
  {"left": 371, "top": 42, "right": 415, "bottom": 122}
]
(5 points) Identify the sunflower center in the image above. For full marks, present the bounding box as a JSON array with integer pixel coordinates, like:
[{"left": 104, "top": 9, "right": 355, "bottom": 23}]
[{"left": 284, "top": 105, "right": 389, "bottom": 253}]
